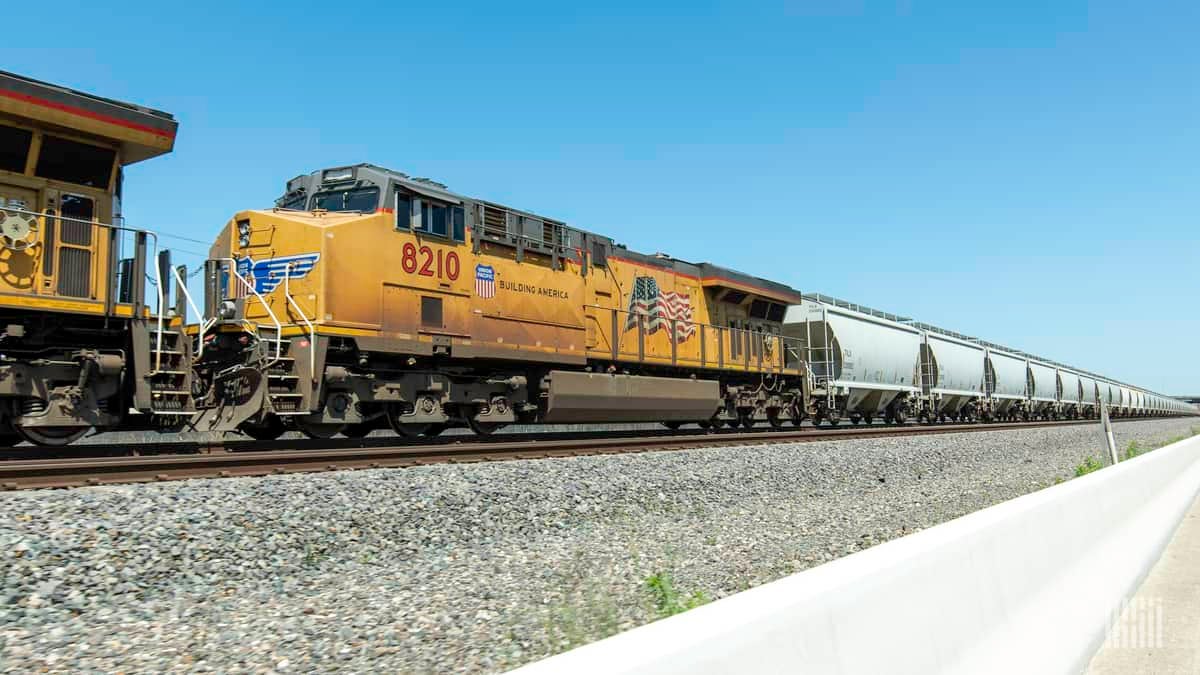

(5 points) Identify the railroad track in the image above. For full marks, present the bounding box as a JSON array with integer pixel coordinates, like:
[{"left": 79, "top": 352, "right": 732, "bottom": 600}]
[{"left": 0, "top": 418, "right": 1123, "bottom": 490}]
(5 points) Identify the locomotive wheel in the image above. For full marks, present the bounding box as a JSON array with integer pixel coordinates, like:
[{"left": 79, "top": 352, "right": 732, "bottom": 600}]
[
  {"left": 423, "top": 423, "right": 448, "bottom": 438},
  {"left": 396, "top": 425, "right": 431, "bottom": 438},
  {"left": 384, "top": 405, "right": 435, "bottom": 438},
  {"left": 295, "top": 419, "right": 346, "bottom": 440},
  {"left": 240, "top": 417, "right": 286, "bottom": 441},
  {"left": 0, "top": 432, "right": 20, "bottom": 447},
  {"left": 14, "top": 424, "right": 90, "bottom": 447},
  {"left": 466, "top": 418, "right": 505, "bottom": 436},
  {"left": 662, "top": 421, "right": 683, "bottom": 430},
  {"left": 341, "top": 422, "right": 375, "bottom": 438}
]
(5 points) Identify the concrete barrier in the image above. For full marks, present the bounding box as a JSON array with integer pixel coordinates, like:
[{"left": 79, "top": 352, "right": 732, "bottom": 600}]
[{"left": 511, "top": 434, "right": 1200, "bottom": 675}]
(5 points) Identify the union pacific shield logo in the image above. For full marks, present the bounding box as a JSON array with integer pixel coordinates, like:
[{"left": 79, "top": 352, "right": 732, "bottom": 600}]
[
  {"left": 475, "top": 264, "right": 495, "bottom": 298},
  {"left": 236, "top": 253, "right": 321, "bottom": 294}
]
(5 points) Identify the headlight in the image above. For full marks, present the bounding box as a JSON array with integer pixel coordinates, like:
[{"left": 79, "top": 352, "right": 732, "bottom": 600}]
[
  {"left": 238, "top": 233, "right": 251, "bottom": 248},
  {"left": 236, "top": 219, "right": 251, "bottom": 247}
]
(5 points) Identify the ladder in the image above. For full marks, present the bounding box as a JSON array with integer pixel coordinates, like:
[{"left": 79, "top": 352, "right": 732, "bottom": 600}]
[
  {"left": 258, "top": 329, "right": 307, "bottom": 416},
  {"left": 147, "top": 326, "right": 196, "bottom": 417}
]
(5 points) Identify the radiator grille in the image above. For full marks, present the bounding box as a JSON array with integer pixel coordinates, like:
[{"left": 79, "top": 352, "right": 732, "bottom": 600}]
[{"left": 56, "top": 248, "right": 92, "bottom": 298}]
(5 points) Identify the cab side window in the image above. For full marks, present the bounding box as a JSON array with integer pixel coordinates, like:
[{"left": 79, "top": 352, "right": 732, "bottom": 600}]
[{"left": 395, "top": 189, "right": 465, "bottom": 242}]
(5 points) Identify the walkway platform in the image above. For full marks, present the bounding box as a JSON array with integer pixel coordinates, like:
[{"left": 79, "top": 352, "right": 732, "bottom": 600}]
[{"left": 1088, "top": 492, "right": 1200, "bottom": 673}]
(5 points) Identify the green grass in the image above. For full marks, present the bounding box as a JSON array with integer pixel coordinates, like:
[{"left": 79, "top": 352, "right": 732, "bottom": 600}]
[
  {"left": 644, "top": 572, "right": 710, "bottom": 618},
  {"left": 1074, "top": 456, "right": 1103, "bottom": 477},
  {"left": 1122, "top": 426, "right": 1200, "bottom": 462}
]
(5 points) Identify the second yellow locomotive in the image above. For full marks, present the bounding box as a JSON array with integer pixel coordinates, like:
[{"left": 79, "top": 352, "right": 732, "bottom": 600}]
[{"left": 195, "top": 164, "right": 807, "bottom": 439}]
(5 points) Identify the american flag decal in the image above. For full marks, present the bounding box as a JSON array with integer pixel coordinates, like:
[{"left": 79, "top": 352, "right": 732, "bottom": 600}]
[
  {"left": 475, "top": 264, "right": 496, "bottom": 298},
  {"left": 624, "top": 275, "right": 696, "bottom": 343}
]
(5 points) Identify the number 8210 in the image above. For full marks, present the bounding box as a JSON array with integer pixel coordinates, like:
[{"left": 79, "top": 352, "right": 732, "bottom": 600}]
[{"left": 402, "top": 243, "right": 460, "bottom": 281}]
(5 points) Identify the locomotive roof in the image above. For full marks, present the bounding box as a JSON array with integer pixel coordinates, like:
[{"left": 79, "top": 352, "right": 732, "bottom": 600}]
[
  {"left": 278, "top": 163, "right": 804, "bottom": 305},
  {"left": 0, "top": 70, "right": 177, "bottom": 163}
]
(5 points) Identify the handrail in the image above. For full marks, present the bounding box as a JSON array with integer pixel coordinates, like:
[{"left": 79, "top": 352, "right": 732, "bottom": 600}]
[
  {"left": 0, "top": 206, "right": 170, "bottom": 372},
  {"left": 217, "top": 257, "right": 283, "bottom": 367},
  {"left": 151, "top": 240, "right": 166, "bottom": 372},
  {"left": 283, "top": 263, "right": 316, "bottom": 377},
  {"left": 169, "top": 266, "right": 209, "bottom": 362},
  {"left": 586, "top": 303, "right": 802, "bottom": 374}
]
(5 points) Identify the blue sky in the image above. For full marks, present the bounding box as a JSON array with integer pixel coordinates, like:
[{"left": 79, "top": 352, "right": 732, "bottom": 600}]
[{"left": 3, "top": 0, "right": 1197, "bottom": 393}]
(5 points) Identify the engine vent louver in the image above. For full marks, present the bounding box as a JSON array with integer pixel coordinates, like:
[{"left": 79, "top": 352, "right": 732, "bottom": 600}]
[{"left": 56, "top": 248, "right": 92, "bottom": 298}]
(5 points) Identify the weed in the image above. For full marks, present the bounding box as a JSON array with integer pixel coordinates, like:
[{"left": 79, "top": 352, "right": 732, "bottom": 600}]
[
  {"left": 539, "top": 551, "right": 624, "bottom": 655},
  {"left": 644, "top": 572, "right": 710, "bottom": 618},
  {"left": 302, "top": 542, "right": 328, "bottom": 568},
  {"left": 1122, "top": 426, "right": 1200, "bottom": 461},
  {"left": 1074, "top": 456, "right": 1103, "bottom": 477}
]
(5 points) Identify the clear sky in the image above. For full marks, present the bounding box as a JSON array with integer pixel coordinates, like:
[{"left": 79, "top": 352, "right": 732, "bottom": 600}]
[{"left": 3, "top": 0, "right": 1197, "bottom": 394}]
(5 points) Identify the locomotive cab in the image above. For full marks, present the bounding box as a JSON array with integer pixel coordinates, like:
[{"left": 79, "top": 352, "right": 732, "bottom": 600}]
[{"left": 0, "top": 70, "right": 179, "bottom": 445}]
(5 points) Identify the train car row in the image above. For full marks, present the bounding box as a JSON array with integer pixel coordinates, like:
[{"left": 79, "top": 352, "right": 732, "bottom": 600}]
[
  {"left": 786, "top": 297, "right": 1192, "bottom": 425},
  {"left": 0, "top": 71, "right": 1193, "bottom": 446}
]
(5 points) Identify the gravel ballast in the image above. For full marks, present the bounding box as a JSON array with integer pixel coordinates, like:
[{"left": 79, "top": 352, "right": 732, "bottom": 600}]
[{"left": 1, "top": 418, "right": 1197, "bottom": 673}]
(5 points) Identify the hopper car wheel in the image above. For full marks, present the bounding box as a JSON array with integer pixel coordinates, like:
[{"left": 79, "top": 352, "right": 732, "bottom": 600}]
[
  {"left": 13, "top": 424, "right": 90, "bottom": 447},
  {"left": 766, "top": 410, "right": 785, "bottom": 430},
  {"left": 296, "top": 419, "right": 346, "bottom": 440},
  {"left": 863, "top": 414, "right": 874, "bottom": 425},
  {"left": 849, "top": 414, "right": 862, "bottom": 425},
  {"left": 240, "top": 418, "right": 286, "bottom": 441},
  {"left": 662, "top": 421, "right": 683, "bottom": 430},
  {"left": 739, "top": 413, "right": 756, "bottom": 430},
  {"left": 341, "top": 422, "right": 375, "bottom": 439},
  {"left": 697, "top": 419, "right": 713, "bottom": 430},
  {"left": 423, "top": 424, "right": 448, "bottom": 438}
]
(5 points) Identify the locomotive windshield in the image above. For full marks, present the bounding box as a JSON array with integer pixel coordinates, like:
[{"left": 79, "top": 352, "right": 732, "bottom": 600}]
[{"left": 311, "top": 186, "right": 379, "bottom": 212}]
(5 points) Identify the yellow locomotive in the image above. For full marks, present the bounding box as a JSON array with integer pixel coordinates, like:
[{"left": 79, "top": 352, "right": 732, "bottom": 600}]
[
  {"left": 195, "top": 164, "right": 808, "bottom": 439},
  {"left": 0, "top": 70, "right": 190, "bottom": 445}
]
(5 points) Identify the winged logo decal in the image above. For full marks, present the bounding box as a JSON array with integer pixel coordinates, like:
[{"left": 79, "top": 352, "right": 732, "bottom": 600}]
[{"left": 236, "top": 253, "right": 321, "bottom": 294}]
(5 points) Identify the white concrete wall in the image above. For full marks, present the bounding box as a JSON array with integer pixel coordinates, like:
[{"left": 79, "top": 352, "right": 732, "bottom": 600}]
[{"left": 511, "top": 434, "right": 1200, "bottom": 675}]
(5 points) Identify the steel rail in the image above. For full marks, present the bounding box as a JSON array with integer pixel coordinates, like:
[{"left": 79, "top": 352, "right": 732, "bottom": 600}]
[{"left": 0, "top": 419, "right": 1124, "bottom": 490}]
